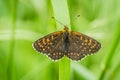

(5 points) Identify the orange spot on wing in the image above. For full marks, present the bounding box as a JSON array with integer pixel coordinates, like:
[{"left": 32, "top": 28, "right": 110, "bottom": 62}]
[
  {"left": 80, "top": 36, "right": 83, "bottom": 40},
  {"left": 42, "top": 38, "right": 46, "bottom": 45},
  {"left": 85, "top": 39, "right": 88, "bottom": 42},
  {"left": 88, "top": 39, "right": 92, "bottom": 46},
  {"left": 47, "top": 38, "right": 50, "bottom": 42},
  {"left": 51, "top": 36, "right": 54, "bottom": 39}
]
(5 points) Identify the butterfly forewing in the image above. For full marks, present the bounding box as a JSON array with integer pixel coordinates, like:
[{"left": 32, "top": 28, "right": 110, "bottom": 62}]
[
  {"left": 66, "top": 31, "right": 101, "bottom": 61},
  {"left": 33, "top": 31, "right": 65, "bottom": 60}
]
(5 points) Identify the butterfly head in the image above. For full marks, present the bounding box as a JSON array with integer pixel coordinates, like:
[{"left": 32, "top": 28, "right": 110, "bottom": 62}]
[{"left": 64, "top": 26, "right": 69, "bottom": 31}]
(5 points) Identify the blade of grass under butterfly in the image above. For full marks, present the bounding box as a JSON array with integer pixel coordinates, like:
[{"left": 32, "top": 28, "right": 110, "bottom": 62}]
[{"left": 51, "top": 0, "right": 71, "bottom": 80}]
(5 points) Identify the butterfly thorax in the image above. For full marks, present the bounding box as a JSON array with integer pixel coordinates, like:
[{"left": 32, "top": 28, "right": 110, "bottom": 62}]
[{"left": 63, "top": 26, "right": 70, "bottom": 53}]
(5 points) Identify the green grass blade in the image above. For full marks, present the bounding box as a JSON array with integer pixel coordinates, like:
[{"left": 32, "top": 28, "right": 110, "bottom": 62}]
[
  {"left": 99, "top": 20, "right": 120, "bottom": 80},
  {"left": 51, "top": 0, "right": 71, "bottom": 80},
  {"left": 7, "top": 0, "right": 17, "bottom": 80}
]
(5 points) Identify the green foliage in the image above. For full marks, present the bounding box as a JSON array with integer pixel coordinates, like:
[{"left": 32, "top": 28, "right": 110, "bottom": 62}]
[{"left": 0, "top": 0, "right": 120, "bottom": 80}]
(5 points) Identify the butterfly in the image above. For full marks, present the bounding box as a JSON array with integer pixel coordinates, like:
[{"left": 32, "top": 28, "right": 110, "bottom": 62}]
[{"left": 33, "top": 26, "right": 101, "bottom": 61}]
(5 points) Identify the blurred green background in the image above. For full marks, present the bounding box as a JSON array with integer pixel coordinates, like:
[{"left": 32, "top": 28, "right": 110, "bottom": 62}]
[{"left": 0, "top": 0, "right": 120, "bottom": 80}]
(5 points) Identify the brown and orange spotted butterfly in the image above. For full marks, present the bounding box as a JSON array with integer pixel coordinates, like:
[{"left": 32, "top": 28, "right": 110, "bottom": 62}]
[{"left": 33, "top": 26, "right": 101, "bottom": 61}]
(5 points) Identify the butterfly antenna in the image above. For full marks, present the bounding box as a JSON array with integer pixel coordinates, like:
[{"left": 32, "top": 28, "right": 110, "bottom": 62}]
[
  {"left": 73, "top": 14, "right": 80, "bottom": 22},
  {"left": 51, "top": 17, "right": 65, "bottom": 26},
  {"left": 52, "top": 15, "right": 80, "bottom": 28},
  {"left": 66, "top": 14, "right": 80, "bottom": 27}
]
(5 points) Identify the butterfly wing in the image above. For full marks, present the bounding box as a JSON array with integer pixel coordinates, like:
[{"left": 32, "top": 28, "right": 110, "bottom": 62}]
[
  {"left": 33, "top": 31, "right": 65, "bottom": 60},
  {"left": 66, "top": 31, "right": 101, "bottom": 61}
]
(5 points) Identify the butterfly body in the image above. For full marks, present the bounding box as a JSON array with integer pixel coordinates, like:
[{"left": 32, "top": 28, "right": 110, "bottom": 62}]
[{"left": 33, "top": 26, "right": 101, "bottom": 61}]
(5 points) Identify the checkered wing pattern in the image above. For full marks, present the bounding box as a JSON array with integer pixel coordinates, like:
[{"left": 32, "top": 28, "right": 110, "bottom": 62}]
[
  {"left": 33, "top": 31, "right": 65, "bottom": 60},
  {"left": 66, "top": 31, "right": 101, "bottom": 61}
]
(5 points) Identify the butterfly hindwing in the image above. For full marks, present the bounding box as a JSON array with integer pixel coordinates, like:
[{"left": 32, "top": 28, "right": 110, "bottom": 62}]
[
  {"left": 66, "top": 31, "right": 101, "bottom": 61},
  {"left": 33, "top": 31, "right": 65, "bottom": 60}
]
